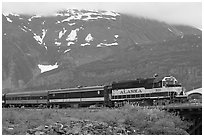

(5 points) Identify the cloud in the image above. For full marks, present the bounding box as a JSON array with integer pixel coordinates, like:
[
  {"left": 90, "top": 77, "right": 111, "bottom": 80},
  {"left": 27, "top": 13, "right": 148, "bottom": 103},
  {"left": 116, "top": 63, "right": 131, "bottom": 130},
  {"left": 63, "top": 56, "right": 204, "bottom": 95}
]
[{"left": 2, "top": 2, "right": 202, "bottom": 28}]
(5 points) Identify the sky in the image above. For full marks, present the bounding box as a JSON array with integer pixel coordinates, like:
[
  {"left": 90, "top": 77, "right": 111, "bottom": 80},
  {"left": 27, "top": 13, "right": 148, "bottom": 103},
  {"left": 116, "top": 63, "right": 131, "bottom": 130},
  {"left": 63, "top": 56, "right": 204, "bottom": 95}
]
[{"left": 2, "top": 1, "right": 202, "bottom": 29}]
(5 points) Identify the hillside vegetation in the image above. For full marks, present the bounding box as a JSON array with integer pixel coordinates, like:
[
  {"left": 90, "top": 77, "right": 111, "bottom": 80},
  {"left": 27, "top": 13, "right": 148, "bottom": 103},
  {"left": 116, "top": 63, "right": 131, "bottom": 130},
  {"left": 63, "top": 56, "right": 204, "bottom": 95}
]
[{"left": 2, "top": 105, "right": 191, "bottom": 135}]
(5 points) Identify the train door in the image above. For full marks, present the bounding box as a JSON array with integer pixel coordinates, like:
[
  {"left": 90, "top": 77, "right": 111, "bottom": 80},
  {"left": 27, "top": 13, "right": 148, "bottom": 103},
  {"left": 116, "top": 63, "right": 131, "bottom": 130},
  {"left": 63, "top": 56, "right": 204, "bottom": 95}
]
[
  {"left": 2, "top": 94, "right": 5, "bottom": 107},
  {"left": 104, "top": 86, "right": 113, "bottom": 107}
]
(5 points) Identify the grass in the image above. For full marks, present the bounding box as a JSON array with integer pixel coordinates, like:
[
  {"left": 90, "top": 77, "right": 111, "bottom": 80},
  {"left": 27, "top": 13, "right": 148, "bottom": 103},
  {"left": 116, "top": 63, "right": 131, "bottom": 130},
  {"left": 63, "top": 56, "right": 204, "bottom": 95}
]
[{"left": 2, "top": 105, "right": 191, "bottom": 135}]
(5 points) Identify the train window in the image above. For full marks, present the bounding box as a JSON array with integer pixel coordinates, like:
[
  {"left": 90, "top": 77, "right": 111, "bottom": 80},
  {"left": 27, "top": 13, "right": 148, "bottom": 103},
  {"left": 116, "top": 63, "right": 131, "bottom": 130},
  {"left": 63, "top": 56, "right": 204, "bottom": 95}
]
[
  {"left": 131, "top": 95, "right": 135, "bottom": 98},
  {"left": 53, "top": 94, "right": 55, "bottom": 97},
  {"left": 146, "top": 94, "right": 150, "bottom": 97},
  {"left": 127, "top": 95, "right": 131, "bottom": 98},
  {"left": 135, "top": 94, "right": 140, "bottom": 98},
  {"left": 141, "top": 94, "right": 145, "bottom": 97},
  {"left": 150, "top": 93, "right": 156, "bottom": 97},
  {"left": 122, "top": 95, "right": 126, "bottom": 98}
]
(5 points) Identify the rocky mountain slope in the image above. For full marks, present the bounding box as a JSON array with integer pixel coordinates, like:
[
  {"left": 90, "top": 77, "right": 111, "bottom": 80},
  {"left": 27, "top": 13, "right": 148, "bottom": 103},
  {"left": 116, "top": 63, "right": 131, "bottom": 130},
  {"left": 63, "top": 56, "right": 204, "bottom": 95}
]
[{"left": 2, "top": 9, "right": 202, "bottom": 92}]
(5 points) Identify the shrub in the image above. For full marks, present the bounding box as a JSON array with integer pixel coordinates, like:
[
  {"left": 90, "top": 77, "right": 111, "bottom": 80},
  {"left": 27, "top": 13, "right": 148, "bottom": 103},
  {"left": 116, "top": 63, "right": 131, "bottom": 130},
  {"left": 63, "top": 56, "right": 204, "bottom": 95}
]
[
  {"left": 2, "top": 106, "right": 191, "bottom": 135},
  {"left": 118, "top": 105, "right": 191, "bottom": 134}
]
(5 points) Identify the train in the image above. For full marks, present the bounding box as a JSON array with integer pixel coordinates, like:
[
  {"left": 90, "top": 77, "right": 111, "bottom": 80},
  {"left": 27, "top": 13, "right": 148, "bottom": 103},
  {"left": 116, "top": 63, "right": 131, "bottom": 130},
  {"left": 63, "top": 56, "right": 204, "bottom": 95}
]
[{"left": 2, "top": 75, "right": 202, "bottom": 108}]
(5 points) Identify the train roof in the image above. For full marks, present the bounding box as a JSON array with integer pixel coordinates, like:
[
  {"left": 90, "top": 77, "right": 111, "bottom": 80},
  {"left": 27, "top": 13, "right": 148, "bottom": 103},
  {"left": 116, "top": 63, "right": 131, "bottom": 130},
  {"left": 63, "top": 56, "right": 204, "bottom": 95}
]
[
  {"left": 6, "top": 90, "right": 48, "bottom": 97},
  {"left": 48, "top": 85, "right": 105, "bottom": 93},
  {"left": 112, "top": 77, "right": 155, "bottom": 85}
]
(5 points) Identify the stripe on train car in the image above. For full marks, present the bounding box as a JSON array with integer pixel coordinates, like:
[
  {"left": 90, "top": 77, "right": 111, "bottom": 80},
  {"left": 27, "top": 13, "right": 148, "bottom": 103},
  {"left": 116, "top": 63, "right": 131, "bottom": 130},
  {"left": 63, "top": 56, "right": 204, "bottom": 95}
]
[
  {"left": 49, "top": 97, "right": 104, "bottom": 102},
  {"left": 6, "top": 100, "right": 47, "bottom": 104}
]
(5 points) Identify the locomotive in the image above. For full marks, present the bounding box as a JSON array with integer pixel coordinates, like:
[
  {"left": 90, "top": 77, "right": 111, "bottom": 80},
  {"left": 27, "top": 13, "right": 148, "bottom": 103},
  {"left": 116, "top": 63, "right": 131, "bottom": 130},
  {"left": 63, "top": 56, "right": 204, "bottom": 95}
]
[{"left": 2, "top": 75, "right": 201, "bottom": 108}]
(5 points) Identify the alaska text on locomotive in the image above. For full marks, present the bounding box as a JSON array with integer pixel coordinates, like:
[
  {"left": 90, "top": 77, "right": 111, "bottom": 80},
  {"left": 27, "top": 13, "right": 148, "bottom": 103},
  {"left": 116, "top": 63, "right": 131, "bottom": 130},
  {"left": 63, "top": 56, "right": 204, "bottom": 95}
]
[{"left": 113, "top": 88, "right": 143, "bottom": 95}]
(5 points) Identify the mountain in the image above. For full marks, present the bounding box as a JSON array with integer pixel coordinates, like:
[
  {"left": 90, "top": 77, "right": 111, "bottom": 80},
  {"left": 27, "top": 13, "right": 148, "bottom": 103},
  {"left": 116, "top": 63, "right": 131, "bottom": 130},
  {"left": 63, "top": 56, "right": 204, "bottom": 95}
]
[{"left": 2, "top": 9, "right": 202, "bottom": 92}]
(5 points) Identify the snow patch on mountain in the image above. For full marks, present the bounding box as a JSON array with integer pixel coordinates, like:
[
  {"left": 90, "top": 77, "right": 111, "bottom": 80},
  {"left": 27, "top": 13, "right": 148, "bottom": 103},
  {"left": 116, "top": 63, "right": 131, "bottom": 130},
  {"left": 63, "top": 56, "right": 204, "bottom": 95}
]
[
  {"left": 103, "top": 11, "right": 120, "bottom": 17},
  {"left": 28, "top": 15, "right": 41, "bottom": 21},
  {"left": 97, "top": 42, "right": 118, "bottom": 47},
  {"left": 42, "top": 29, "right": 47, "bottom": 39},
  {"left": 55, "top": 41, "right": 61, "bottom": 46},
  {"left": 20, "top": 25, "right": 30, "bottom": 32},
  {"left": 59, "top": 28, "right": 67, "bottom": 39},
  {"left": 3, "top": 13, "right": 9, "bottom": 16},
  {"left": 66, "top": 28, "right": 79, "bottom": 41},
  {"left": 33, "top": 35, "right": 42, "bottom": 44},
  {"left": 68, "top": 22, "right": 76, "bottom": 26},
  {"left": 85, "top": 33, "right": 94, "bottom": 42},
  {"left": 33, "top": 29, "right": 47, "bottom": 44},
  {"left": 168, "top": 28, "right": 173, "bottom": 32},
  {"left": 57, "top": 9, "right": 120, "bottom": 22},
  {"left": 5, "top": 17, "right": 12, "bottom": 22},
  {"left": 81, "top": 43, "right": 91, "bottom": 47},
  {"left": 42, "top": 21, "right": 45, "bottom": 25},
  {"left": 20, "top": 27, "right": 27, "bottom": 32},
  {"left": 62, "top": 14, "right": 82, "bottom": 22},
  {"left": 81, "top": 13, "right": 103, "bottom": 21},
  {"left": 64, "top": 49, "right": 71, "bottom": 53},
  {"left": 67, "top": 42, "right": 75, "bottom": 46},
  {"left": 114, "top": 35, "right": 119, "bottom": 38},
  {"left": 10, "top": 13, "right": 20, "bottom": 16},
  {"left": 38, "top": 63, "right": 58, "bottom": 73}
]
